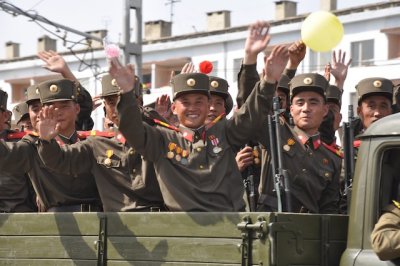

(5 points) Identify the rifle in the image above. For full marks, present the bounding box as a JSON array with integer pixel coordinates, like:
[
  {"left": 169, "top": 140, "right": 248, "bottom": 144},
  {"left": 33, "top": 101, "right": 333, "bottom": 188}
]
[
  {"left": 343, "top": 105, "right": 355, "bottom": 196},
  {"left": 243, "top": 152, "right": 257, "bottom": 212},
  {"left": 268, "top": 96, "right": 292, "bottom": 212}
]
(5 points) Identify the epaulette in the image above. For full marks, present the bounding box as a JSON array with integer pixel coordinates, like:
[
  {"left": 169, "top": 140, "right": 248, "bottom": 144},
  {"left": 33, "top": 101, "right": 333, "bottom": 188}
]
[
  {"left": 78, "top": 130, "right": 115, "bottom": 139},
  {"left": 321, "top": 142, "right": 344, "bottom": 158},
  {"left": 393, "top": 200, "right": 400, "bottom": 209},
  {"left": 26, "top": 130, "right": 39, "bottom": 137},
  {"left": 6, "top": 131, "right": 28, "bottom": 140},
  {"left": 353, "top": 140, "right": 361, "bottom": 148},
  {"left": 153, "top": 119, "right": 180, "bottom": 132}
]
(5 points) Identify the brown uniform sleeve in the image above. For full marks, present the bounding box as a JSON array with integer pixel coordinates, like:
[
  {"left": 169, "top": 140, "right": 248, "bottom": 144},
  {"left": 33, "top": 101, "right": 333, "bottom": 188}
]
[
  {"left": 283, "top": 68, "right": 297, "bottom": 79},
  {"left": 0, "top": 140, "right": 33, "bottom": 173},
  {"left": 226, "top": 79, "right": 276, "bottom": 149},
  {"left": 37, "top": 139, "right": 93, "bottom": 176},
  {"left": 117, "top": 90, "right": 164, "bottom": 163},
  {"left": 371, "top": 204, "right": 400, "bottom": 261},
  {"left": 236, "top": 63, "right": 260, "bottom": 108}
]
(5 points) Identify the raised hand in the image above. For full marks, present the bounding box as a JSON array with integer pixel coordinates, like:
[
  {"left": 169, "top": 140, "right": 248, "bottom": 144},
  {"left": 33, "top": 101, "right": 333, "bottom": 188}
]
[
  {"left": 181, "top": 62, "right": 196, "bottom": 74},
  {"left": 92, "top": 95, "right": 103, "bottom": 111},
  {"left": 331, "top": 49, "right": 352, "bottom": 89},
  {"left": 244, "top": 21, "right": 271, "bottom": 64},
  {"left": 37, "top": 50, "right": 77, "bottom": 82},
  {"left": 109, "top": 58, "right": 136, "bottom": 94},
  {"left": 287, "top": 40, "right": 306, "bottom": 70},
  {"left": 263, "top": 44, "right": 289, "bottom": 83},
  {"left": 38, "top": 105, "right": 59, "bottom": 141},
  {"left": 155, "top": 94, "right": 171, "bottom": 119}
]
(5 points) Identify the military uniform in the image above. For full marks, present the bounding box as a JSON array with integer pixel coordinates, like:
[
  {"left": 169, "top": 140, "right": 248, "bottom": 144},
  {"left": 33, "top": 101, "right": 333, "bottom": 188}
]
[
  {"left": 209, "top": 76, "right": 233, "bottom": 114},
  {"left": 0, "top": 79, "right": 101, "bottom": 212},
  {"left": 258, "top": 74, "right": 342, "bottom": 213},
  {"left": 0, "top": 89, "right": 37, "bottom": 212},
  {"left": 371, "top": 201, "right": 400, "bottom": 261},
  {"left": 117, "top": 73, "right": 275, "bottom": 211},
  {"left": 36, "top": 75, "right": 164, "bottom": 212}
]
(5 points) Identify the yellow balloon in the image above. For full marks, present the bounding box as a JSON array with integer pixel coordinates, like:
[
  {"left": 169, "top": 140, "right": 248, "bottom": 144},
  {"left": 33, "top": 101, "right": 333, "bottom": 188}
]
[{"left": 301, "top": 11, "right": 344, "bottom": 52}]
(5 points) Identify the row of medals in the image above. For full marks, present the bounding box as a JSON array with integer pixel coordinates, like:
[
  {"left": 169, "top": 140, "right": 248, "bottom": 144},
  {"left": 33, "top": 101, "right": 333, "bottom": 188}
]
[{"left": 166, "top": 143, "right": 222, "bottom": 165}]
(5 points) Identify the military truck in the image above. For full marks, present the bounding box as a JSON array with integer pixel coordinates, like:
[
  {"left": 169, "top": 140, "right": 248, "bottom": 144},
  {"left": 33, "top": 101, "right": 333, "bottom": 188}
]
[{"left": 1, "top": 113, "right": 399, "bottom": 266}]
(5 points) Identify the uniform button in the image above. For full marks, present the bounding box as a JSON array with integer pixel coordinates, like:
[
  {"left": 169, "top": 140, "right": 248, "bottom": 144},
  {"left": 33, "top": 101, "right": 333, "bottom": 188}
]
[
  {"left": 129, "top": 150, "right": 135, "bottom": 155},
  {"left": 309, "top": 152, "right": 313, "bottom": 156},
  {"left": 302, "top": 169, "right": 306, "bottom": 172},
  {"left": 199, "top": 165, "right": 204, "bottom": 169},
  {"left": 324, "top": 173, "right": 329, "bottom": 177},
  {"left": 196, "top": 147, "right": 202, "bottom": 152}
]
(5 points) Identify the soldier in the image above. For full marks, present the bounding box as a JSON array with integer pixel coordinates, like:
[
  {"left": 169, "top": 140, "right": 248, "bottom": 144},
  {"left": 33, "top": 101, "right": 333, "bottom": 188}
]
[
  {"left": 36, "top": 74, "right": 165, "bottom": 212},
  {"left": 0, "top": 79, "right": 101, "bottom": 212},
  {"left": 105, "top": 41, "right": 288, "bottom": 211},
  {"left": 205, "top": 76, "right": 233, "bottom": 124},
  {"left": 371, "top": 200, "right": 400, "bottom": 261},
  {"left": 258, "top": 73, "right": 342, "bottom": 213},
  {"left": 0, "top": 89, "right": 37, "bottom": 213},
  {"left": 354, "top": 77, "right": 393, "bottom": 137},
  {"left": 12, "top": 102, "right": 32, "bottom": 131}
]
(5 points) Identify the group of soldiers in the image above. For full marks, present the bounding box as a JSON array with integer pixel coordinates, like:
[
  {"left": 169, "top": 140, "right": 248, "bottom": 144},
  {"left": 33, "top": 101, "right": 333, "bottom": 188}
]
[{"left": 1, "top": 21, "right": 399, "bottom": 249}]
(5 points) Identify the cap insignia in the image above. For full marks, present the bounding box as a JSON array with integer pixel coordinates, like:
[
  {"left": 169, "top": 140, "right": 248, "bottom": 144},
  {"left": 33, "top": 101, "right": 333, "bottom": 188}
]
[
  {"left": 373, "top": 80, "right": 382, "bottom": 88},
  {"left": 187, "top": 78, "right": 196, "bottom": 87},
  {"left": 211, "top": 80, "right": 219, "bottom": 88},
  {"left": 49, "top": 84, "right": 58, "bottom": 93},
  {"left": 303, "top": 77, "right": 313, "bottom": 85}
]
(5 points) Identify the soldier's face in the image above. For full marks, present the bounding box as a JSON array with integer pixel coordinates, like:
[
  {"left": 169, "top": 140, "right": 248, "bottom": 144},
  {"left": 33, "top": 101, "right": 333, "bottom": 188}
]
[
  {"left": 46, "top": 100, "right": 80, "bottom": 133},
  {"left": 206, "top": 94, "right": 225, "bottom": 124},
  {"left": 171, "top": 93, "right": 210, "bottom": 129},
  {"left": 357, "top": 95, "right": 392, "bottom": 129},
  {"left": 28, "top": 100, "right": 42, "bottom": 131},
  {"left": 290, "top": 91, "right": 328, "bottom": 135},
  {"left": 17, "top": 117, "right": 33, "bottom": 132},
  {"left": 327, "top": 102, "right": 342, "bottom": 131},
  {"left": 103, "top": 95, "right": 120, "bottom": 127}
]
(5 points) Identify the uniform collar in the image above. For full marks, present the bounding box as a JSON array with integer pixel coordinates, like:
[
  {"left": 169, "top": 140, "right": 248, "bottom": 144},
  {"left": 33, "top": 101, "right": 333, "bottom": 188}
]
[
  {"left": 179, "top": 125, "right": 205, "bottom": 143},
  {"left": 57, "top": 131, "right": 78, "bottom": 145},
  {"left": 293, "top": 126, "right": 321, "bottom": 150}
]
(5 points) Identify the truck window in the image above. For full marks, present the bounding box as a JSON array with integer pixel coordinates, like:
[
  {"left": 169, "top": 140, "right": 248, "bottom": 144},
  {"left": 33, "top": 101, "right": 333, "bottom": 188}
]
[{"left": 379, "top": 148, "right": 400, "bottom": 216}]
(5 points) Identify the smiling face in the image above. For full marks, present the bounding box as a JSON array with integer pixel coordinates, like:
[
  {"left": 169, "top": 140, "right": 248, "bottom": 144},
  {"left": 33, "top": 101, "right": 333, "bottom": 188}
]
[
  {"left": 171, "top": 93, "right": 210, "bottom": 129},
  {"left": 357, "top": 95, "right": 392, "bottom": 129},
  {"left": 290, "top": 91, "right": 328, "bottom": 136},
  {"left": 206, "top": 94, "right": 225, "bottom": 124}
]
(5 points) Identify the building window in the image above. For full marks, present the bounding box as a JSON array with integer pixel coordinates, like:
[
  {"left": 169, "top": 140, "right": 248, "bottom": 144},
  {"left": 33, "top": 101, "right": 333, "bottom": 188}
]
[
  {"left": 351, "top": 40, "right": 374, "bottom": 67},
  {"left": 308, "top": 50, "right": 331, "bottom": 72},
  {"left": 209, "top": 61, "right": 218, "bottom": 77},
  {"left": 233, "top": 58, "right": 243, "bottom": 82},
  {"left": 381, "top": 27, "right": 400, "bottom": 59}
]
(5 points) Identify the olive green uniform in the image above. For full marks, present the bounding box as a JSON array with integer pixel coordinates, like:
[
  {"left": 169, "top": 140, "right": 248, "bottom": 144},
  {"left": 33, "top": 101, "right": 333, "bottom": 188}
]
[
  {"left": 37, "top": 130, "right": 164, "bottom": 212},
  {"left": 0, "top": 132, "right": 101, "bottom": 211},
  {"left": 371, "top": 202, "right": 400, "bottom": 261},
  {"left": 0, "top": 130, "right": 36, "bottom": 212},
  {"left": 258, "top": 123, "right": 341, "bottom": 213},
  {"left": 117, "top": 73, "right": 275, "bottom": 211}
]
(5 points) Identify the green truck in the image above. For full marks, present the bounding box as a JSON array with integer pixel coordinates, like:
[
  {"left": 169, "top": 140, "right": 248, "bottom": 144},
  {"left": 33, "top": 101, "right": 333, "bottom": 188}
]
[{"left": 1, "top": 113, "right": 399, "bottom": 266}]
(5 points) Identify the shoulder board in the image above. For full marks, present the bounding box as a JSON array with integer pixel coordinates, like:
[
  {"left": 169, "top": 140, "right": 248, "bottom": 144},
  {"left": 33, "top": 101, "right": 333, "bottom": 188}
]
[
  {"left": 393, "top": 200, "right": 400, "bottom": 209},
  {"left": 353, "top": 140, "right": 361, "bottom": 148},
  {"left": 26, "top": 130, "right": 39, "bottom": 137},
  {"left": 6, "top": 131, "right": 28, "bottom": 140},
  {"left": 153, "top": 119, "right": 179, "bottom": 132},
  {"left": 321, "top": 142, "right": 344, "bottom": 158},
  {"left": 78, "top": 130, "right": 115, "bottom": 139}
]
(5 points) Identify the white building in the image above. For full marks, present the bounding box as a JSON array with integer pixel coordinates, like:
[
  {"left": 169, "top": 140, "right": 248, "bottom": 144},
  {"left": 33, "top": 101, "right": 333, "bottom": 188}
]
[{"left": 0, "top": 0, "right": 399, "bottom": 129}]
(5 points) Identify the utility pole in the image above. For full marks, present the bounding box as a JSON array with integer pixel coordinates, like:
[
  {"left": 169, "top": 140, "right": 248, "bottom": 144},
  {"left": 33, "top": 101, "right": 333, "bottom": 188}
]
[{"left": 123, "top": 0, "right": 142, "bottom": 79}]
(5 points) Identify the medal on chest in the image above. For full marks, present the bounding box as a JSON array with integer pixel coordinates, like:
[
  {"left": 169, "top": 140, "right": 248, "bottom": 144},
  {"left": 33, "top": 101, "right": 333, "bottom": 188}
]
[{"left": 209, "top": 135, "right": 222, "bottom": 154}]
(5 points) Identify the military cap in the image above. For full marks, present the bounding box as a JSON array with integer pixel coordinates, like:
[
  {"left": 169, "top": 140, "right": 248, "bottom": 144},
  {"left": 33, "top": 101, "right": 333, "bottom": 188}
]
[
  {"left": 289, "top": 73, "right": 328, "bottom": 101},
  {"left": 25, "top": 85, "right": 41, "bottom": 105},
  {"left": 171, "top": 73, "right": 210, "bottom": 100},
  {"left": 356, "top": 77, "right": 393, "bottom": 104},
  {"left": 12, "top": 102, "right": 29, "bottom": 124},
  {"left": 326, "top": 85, "right": 343, "bottom": 107},
  {"left": 101, "top": 74, "right": 120, "bottom": 97},
  {"left": 0, "top": 89, "right": 8, "bottom": 111},
  {"left": 277, "top": 74, "right": 290, "bottom": 94},
  {"left": 38, "top": 78, "right": 79, "bottom": 104},
  {"left": 209, "top": 76, "right": 233, "bottom": 114}
]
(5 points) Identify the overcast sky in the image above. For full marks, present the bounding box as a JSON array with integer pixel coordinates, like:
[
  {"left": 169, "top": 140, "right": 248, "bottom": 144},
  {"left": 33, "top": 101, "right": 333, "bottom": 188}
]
[{"left": 0, "top": 0, "right": 385, "bottom": 58}]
